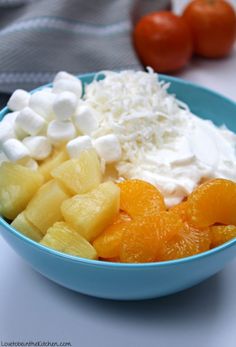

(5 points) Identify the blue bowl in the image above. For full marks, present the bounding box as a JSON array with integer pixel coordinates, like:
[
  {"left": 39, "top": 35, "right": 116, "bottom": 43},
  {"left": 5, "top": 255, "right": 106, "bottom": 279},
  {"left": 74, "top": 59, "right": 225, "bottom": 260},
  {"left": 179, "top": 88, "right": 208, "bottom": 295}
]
[{"left": 1, "top": 73, "right": 236, "bottom": 300}]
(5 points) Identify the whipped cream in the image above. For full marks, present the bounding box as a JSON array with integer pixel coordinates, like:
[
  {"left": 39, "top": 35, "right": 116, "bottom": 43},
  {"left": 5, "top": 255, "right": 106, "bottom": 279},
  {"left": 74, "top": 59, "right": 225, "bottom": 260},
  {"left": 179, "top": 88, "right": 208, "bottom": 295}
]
[{"left": 84, "top": 69, "right": 236, "bottom": 207}]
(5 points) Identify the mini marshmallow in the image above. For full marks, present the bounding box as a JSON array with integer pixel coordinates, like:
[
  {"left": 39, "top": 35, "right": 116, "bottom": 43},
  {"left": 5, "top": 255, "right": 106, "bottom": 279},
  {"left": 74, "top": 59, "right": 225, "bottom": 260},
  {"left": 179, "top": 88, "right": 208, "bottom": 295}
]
[
  {"left": 7, "top": 89, "right": 30, "bottom": 111},
  {"left": 0, "top": 151, "right": 9, "bottom": 165},
  {"left": 53, "top": 91, "right": 78, "bottom": 121},
  {"left": 2, "top": 112, "right": 18, "bottom": 125},
  {"left": 53, "top": 71, "right": 79, "bottom": 83},
  {"left": 23, "top": 136, "right": 52, "bottom": 160},
  {"left": 47, "top": 120, "right": 76, "bottom": 145},
  {"left": 29, "top": 90, "right": 56, "bottom": 121},
  {"left": 66, "top": 135, "right": 93, "bottom": 158},
  {"left": 1, "top": 112, "right": 27, "bottom": 141},
  {"left": 23, "top": 158, "right": 39, "bottom": 171},
  {"left": 93, "top": 134, "right": 122, "bottom": 163},
  {"left": 73, "top": 105, "right": 98, "bottom": 135},
  {"left": 2, "top": 138, "right": 30, "bottom": 163},
  {"left": 53, "top": 79, "right": 82, "bottom": 98},
  {"left": 16, "top": 107, "right": 47, "bottom": 136},
  {"left": 0, "top": 120, "right": 16, "bottom": 148},
  {"left": 14, "top": 123, "right": 28, "bottom": 140}
]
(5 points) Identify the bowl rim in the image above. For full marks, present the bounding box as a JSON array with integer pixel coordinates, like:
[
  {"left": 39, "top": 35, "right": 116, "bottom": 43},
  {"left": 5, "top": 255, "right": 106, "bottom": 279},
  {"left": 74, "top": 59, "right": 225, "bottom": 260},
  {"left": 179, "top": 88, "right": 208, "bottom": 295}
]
[{"left": 1, "top": 72, "right": 236, "bottom": 269}]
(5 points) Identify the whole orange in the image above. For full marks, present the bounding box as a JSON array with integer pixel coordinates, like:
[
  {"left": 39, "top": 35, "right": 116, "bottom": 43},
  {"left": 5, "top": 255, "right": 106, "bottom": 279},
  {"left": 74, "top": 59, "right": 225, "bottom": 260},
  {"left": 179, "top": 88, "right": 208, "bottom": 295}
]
[
  {"left": 133, "top": 11, "right": 193, "bottom": 73},
  {"left": 183, "top": 0, "right": 236, "bottom": 58}
]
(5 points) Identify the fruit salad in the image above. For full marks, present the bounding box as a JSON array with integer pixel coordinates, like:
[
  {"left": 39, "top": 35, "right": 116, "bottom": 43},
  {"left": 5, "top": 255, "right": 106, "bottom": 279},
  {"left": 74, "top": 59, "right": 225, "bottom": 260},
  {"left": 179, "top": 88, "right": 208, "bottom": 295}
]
[{"left": 0, "top": 69, "right": 236, "bottom": 263}]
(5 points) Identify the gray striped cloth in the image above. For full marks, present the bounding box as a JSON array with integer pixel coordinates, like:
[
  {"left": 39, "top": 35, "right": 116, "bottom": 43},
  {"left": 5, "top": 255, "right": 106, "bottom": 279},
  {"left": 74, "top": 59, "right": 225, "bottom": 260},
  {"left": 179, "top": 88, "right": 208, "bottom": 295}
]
[{"left": 0, "top": 0, "right": 171, "bottom": 99}]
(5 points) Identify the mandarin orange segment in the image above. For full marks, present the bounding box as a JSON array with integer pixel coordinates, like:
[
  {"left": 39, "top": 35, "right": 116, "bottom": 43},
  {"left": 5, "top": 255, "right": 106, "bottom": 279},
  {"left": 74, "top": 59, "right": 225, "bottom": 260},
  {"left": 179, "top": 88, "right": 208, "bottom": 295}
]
[
  {"left": 210, "top": 225, "right": 236, "bottom": 248},
  {"left": 120, "top": 217, "right": 161, "bottom": 263},
  {"left": 156, "top": 211, "right": 184, "bottom": 243},
  {"left": 93, "top": 212, "right": 131, "bottom": 259},
  {"left": 119, "top": 212, "right": 183, "bottom": 263},
  {"left": 186, "top": 179, "right": 236, "bottom": 228},
  {"left": 118, "top": 179, "right": 166, "bottom": 218},
  {"left": 169, "top": 201, "right": 188, "bottom": 221},
  {"left": 159, "top": 224, "right": 211, "bottom": 261}
]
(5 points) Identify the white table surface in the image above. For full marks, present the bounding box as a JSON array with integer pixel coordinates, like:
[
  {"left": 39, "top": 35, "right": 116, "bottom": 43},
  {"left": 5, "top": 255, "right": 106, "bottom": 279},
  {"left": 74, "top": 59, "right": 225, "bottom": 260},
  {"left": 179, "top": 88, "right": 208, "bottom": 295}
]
[{"left": 1, "top": 31, "right": 236, "bottom": 347}]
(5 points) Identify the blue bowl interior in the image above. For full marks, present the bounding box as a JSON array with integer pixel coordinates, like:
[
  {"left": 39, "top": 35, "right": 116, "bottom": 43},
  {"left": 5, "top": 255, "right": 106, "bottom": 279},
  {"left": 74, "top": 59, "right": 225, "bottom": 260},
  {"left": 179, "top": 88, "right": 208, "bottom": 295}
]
[{"left": 0, "top": 72, "right": 236, "bottom": 269}]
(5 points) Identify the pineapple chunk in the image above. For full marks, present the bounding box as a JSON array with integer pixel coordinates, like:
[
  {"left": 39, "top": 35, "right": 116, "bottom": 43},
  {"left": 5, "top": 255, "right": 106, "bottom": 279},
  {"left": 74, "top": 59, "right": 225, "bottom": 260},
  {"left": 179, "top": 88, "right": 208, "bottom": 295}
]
[
  {"left": 39, "top": 148, "right": 69, "bottom": 182},
  {"left": 61, "top": 181, "right": 120, "bottom": 241},
  {"left": 25, "top": 179, "right": 70, "bottom": 234},
  {"left": 51, "top": 149, "right": 101, "bottom": 195},
  {"left": 40, "top": 222, "right": 97, "bottom": 259},
  {"left": 11, "top": 212, "right": 43, "bottom": 242},
  {"left": 0, "top": 162, "right": 43, "bottom": 220}
]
